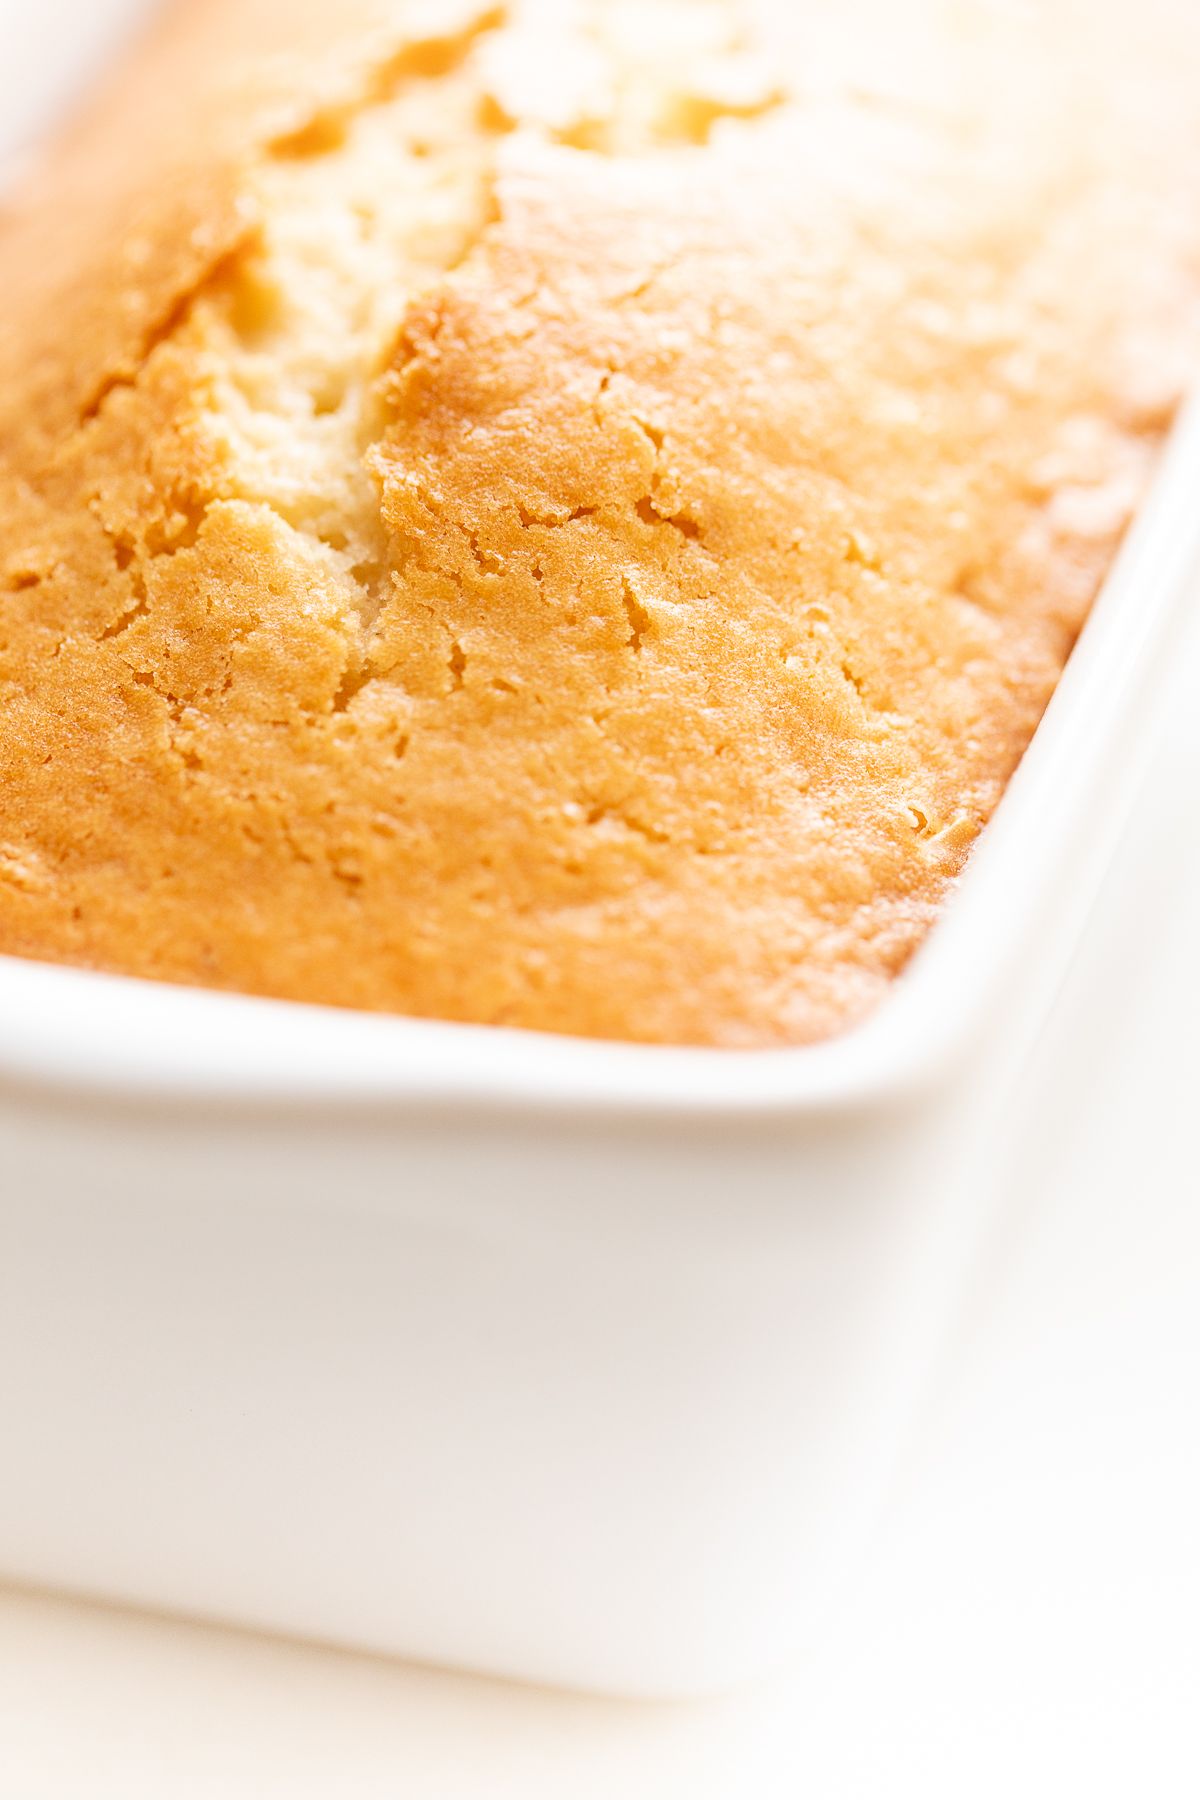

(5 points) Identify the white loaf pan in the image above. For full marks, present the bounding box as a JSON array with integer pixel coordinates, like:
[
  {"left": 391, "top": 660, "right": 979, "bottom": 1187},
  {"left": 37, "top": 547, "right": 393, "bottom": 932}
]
[
  {"left": 1, "top": 398, "right": 1198, "bottom": 1697},
  {"left": 5, "top": 1, "right": 1200, "bottom": 1698}
]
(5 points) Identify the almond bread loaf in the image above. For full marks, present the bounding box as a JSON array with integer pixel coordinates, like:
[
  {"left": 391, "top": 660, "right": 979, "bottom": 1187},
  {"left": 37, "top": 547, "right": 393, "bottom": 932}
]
[{"left": 1, "top": 0, "right": 1198, "bottom": 1044}]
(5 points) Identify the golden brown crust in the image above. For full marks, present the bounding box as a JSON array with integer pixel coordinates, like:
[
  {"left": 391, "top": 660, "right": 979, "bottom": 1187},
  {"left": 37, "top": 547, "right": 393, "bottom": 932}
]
[{"left": 1, "top": 0, "right": 1198, "bottom": 1045}]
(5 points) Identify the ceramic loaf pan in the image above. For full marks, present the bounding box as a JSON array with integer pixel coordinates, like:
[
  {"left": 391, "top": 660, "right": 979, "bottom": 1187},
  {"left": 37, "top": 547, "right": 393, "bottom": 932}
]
[
  {"left": 3, "top": 0, "right": 1200, "bottom": 1701},
  {"left": 0, "top": 389, "right": 1197, "bottom": 1694}
]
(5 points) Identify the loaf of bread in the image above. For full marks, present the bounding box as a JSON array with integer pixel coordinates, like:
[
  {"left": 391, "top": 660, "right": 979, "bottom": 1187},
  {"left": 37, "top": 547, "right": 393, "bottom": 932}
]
[{"left": 1, "top": 0, "right": 1197, "bottom": 1045}]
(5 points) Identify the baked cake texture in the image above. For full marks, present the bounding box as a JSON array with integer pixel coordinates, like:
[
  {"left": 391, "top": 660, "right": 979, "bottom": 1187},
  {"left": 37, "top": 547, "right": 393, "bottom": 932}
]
[{"left": 1, "top": 0, "right": 1198, "bottom": 1045}]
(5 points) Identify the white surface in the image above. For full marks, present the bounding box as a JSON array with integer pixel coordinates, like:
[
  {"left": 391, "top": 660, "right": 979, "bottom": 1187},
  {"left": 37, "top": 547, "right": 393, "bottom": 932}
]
[{"left": 1, "top": 604, "right": 1198, "bottom": 1794}]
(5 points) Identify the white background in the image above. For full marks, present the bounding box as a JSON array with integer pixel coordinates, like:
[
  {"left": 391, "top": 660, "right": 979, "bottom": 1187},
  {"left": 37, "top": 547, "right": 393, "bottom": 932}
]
[{"left": 2, "top": 3, "right": 1198, "bottom": 1792}]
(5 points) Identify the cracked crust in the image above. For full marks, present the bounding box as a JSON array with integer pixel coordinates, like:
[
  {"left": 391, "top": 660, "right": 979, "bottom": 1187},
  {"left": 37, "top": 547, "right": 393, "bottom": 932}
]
[{"left": 1, "top": 0, "right": 1199, "bottom": 1045}]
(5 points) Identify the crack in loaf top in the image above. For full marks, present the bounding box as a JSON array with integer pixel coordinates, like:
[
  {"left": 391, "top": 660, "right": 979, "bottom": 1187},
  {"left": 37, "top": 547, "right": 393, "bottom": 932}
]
[{"left": 0, "top": 0, "right": 1198, "bottom": 1044}]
